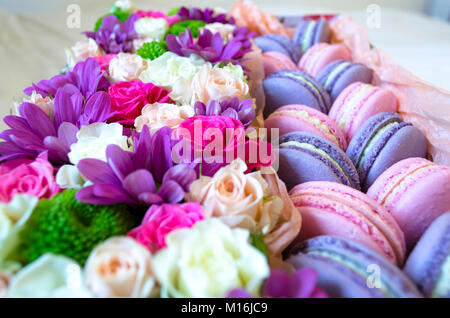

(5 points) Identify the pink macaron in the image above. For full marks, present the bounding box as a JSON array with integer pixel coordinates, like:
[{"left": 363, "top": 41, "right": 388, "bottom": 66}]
[
  {"left": 262, "top": 51, "right": 299, "bottom": 76},
  {"left": 328, "top": 82, "right": 397, "bottom": 143},
  {"left": 265, "top": 104, "right": 348, "bottom": 150},
  {"left": 298, "top": 43, "right": 351, "bottom": 77},
  {"left": 367, "top": 158, "right": 450, "bottom": 251},
  {"left": 289, "top": 181, "right": 406, "bottom": 265}
]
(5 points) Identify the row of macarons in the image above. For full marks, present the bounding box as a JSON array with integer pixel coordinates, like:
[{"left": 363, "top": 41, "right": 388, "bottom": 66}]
[{"left": 254, "top": 18, "right": 450, "bottom": 297}]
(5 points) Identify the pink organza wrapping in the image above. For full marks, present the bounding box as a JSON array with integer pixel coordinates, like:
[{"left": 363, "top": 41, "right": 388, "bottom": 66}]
[{"left": 330, "top": 17, "right": 450, "bottom": 166}]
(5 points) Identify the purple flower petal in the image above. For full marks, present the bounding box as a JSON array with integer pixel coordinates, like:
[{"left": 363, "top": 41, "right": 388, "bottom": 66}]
[
  {"left": 226, "top": 289, "right": 252, "bottom": 298},
  {"left": 77, "top": 158, "right": 122, "bottom": 185},
  {"left": 157, "top": 180, "right": 185, "bottom": 203},
  {"left": 76, "top": 184, "right": 134, "bottom": 205},
  {"left": 162, "top": 164, "right": 197, "bottom": 192},
  {"left": 105, "top": 144, "right": 133, "bottom": 182},
  {"left": 123, "top": 169, "right": 157, "bottom": 200}
]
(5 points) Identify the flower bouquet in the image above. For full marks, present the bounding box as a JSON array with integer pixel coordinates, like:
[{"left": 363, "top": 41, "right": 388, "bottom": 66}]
[{"left": 0, "top": 0, "right": 449, "bottom": 299}]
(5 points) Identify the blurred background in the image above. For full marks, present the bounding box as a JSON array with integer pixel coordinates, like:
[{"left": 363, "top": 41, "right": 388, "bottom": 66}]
[{"left": 0, "top": 0, "right": 449, "bottom": 128}]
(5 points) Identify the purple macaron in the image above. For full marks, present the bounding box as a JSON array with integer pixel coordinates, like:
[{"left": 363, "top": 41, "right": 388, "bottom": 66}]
[
  {"left": 254, "top": 34, "right": 302, "bottom": 63},
  {"left": 346, "top": 112, "right": 427, "bottom": 191},
  {"left": 277, "top": 131, "right": 360, "bottom": 191},
  {"left": 287, "top": 236, "right": 423, "bottom": 298},
  {"left": 317, "top": 60, "right": 373, "bottom": 102},
  {"left": 404, "top": 212, "right": 450, "bottom": 298},
  {"left": 263, "top": 70, "right": 331, "bottom": 117},
  {"left": 293, "top": 18, "right": 331, "bottom": 53}
]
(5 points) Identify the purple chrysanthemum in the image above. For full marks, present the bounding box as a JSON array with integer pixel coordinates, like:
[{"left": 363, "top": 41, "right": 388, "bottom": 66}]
[
  {"left": 24, "top": 58, "right": 109, "bottom": 100},
  {"left": 227, "top": 268, "right": 329, "bottom": 298},
  {"left": 166, "top": 28, "right": 254, "bottom": 67},
  {"left": 177, "top": 7, "right": 235, "bottom": 25},
  {"left": 76, "top": 125, "right": 196, "bottom": 206},
  {"left": 84, "top": 14, "right": 139, "bottom": 54},
  {"left": 194, "top": 97, "right": 255, "bottom": 127},
  {"left": 0, "top": 84, "right": 111, "bottom": 165}
]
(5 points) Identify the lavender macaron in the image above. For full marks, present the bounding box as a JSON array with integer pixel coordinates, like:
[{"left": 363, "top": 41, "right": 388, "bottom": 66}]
[
  {"left": 293, "top": 18, "right": 331, "bottom": 53},
  {"left": 317, "top": 60, "right": 373, "bottom": 102},
  {"left": 263, "top": 70, "right": 331, "bottom": 117},
  {"left": 404, "top": 212, "right": 450, "bottom": 298},
  {"left": 254, "top": 34, "right": 302, "bottom": 63},
  {"left": 346, "top": 112, "right": 427, "bottom": 191},
  {"left": 287, "top": 236, "right": 423, "bottom": 298},
  {"left": 276, "top": 131, "right": 360, "bottom": 191}
]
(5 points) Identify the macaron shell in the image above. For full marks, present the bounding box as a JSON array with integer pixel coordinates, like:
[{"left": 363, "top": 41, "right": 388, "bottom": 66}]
[
  {"left": 326, "top": 63, "right": 373, "bottom": 101},
  {"left": 254, "top": 34, "right": 301, "bottom": 62},
  {"left": 264, "top": 105, "right": 347, "bottom": 149},
  {"left": 299, "top": 43, "right": 351, "bottom": 77},
  {"left": 290, "top": 181, "right": 406, "bottom": 264},
  {"left": 329, "top": 83, "right": 398, "bottom": 142},
  {"left": 364, "top": 125, "right": 427, "bottom": 190},
  {"left": 367, "top": 158, "right": 450, "bottom": 250},
  {"left": 404, "top": 212, "right": 450, "bottom": 297},
  {"left": 262, "top": 52, "right": 299, "bottom": 76}
]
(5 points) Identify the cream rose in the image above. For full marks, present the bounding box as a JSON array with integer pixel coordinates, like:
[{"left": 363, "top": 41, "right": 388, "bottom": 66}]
[
  {"left": 134, "top": 103, "right": 194, "bottom": 133},
  {"left": 134, "top": 17, "right": 168, "bottom": 41},
  {"left": 203, "top": 23, "right": 236, "bottom": 42},
  {"left": 191, "top": 64, "right": 250, "bottom": 104},
  {"left": 83, "top": 237, "right": 158, "bottom": 298},
  {"left": 152, "top": 218, "right": 269, "bottom": 297},
  {"left": 109, "top": 53, "right": 147, "bottom": 83},
  {"left": 65, "top": 38, "right": 103, "bottom": 69},
  {"left": 18, "top": 91, "right": 54, "bottom": 119},
  {"left": 0, "top": 271, "right": 10, "bottom": 298},
  {"left": 7, "top": 254, "right": 91, "bottom": 297},
  {"left": 68, "top": 122, "right": 131, "bottom": 165},
  {"left": 187, "top": 159, "right": 283, "bottom": 234}
]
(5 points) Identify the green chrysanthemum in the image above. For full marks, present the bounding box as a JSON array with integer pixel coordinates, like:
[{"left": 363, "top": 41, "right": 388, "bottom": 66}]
[
  {"left": 13, "top": 190, "right": 138, "bottom": 266},
  {"left": 168, "top": 20, "right": 206, "bottom": 38},
  {"left": 136, "top": 41, "right": 168, "bottom": 60}
]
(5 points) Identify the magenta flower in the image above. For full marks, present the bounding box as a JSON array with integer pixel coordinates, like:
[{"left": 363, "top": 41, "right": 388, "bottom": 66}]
[
  {"left": 194, "top": 97, "right": 255, "bottom": 127},
  {"left": 166, "top": 28, "right": 254, "bottom": 67},
  {"left": 136, "top": 10, "right": 179, "bottom": 25},
  {"left": 227, "top": 268, "right": 329, "bottom": 298},
  {"left": 24, "top": 58, "right": 109, "bottom": 100},
  {"left": 177, "top": 7, "right": 235, "bottom": 25},
  {"left": 76, "top": 126, "right": 196, "bottom": 206},
  {"left": 0, "top": 84, "right": 111, "bottom": 165},
  {"left": 128, "top": 203, "right": 205, "bottom": 252},
  {"left": 84, "top": 14, "right": 139, "bottom": 54}
]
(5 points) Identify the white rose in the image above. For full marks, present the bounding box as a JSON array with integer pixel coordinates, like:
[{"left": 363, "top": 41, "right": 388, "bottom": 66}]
[
  {"left": 7, "top": 254, "right": 91, "bottom": 298},
  {"left": 134, "top": 18, "right": 168, "bottom": 42},
  {"left": 114, "top": 0, "right": 136, "bottom": 12},
  {"left": 84, "top": 237, "right": 158, "bottom": 298},
  {"left": 153, "top": 218, "right": 269, "bottom": 297},
  {"left": 18, "top": 91, "right": 54, "bottom": 119},
  {"left": 203, "top": 23, "right": 236, "bottom": 42},
  {"left": 139, "top": 52, "right": 206, "bottom": 88},
  {"left": 109, "top": 53, "right": 147, "bottom": 83},
  {"left": 56, "top": 165, "right": 88, "bottom": 189},
  {"left": 187, "top": 159, "right": 283, "bottom": 234},
  {"left": 134, "top": 103, "right": 194, "bottom": 134},
  {"left": 68, "top": 123, "right": 131, "bottom": 165},
  {"left": 218, "top": 63, "right": 247, "bottom": 81},
  {"left": 191, "top": 64, "right": 250, "bottom": 104},
  {"left": 65, "top": 38, "right": 103, "bottom": 69}
]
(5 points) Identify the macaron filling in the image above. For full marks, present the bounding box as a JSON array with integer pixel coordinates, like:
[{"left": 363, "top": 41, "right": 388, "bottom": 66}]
[
  {"left": 283, "top": 72, "right": 328, "bottom": 112},
  {"left": 301, "top": 21, "right": 316, "bottom": 52},
  {"left": 433, "top": 255, "right": 450, "bottom": 297},
  {"left": 337, "top": 84, "right": 377, "bottom": 129},
  {"left": 275, "top": 109, "right": 340, "bottom": 145},
  {"left": 323, "top": 61, "right": 352, "bottom": 89}
]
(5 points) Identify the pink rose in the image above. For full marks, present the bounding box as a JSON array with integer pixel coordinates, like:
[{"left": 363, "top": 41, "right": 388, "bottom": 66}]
[
  {"left": 174, "top": 116, "right": 274, "bottom": 176},
  {"left": 0, "top": 153, "right": 60, "bottom": 203},
  {"left": 94, "top": 54, "right": 116, "bottom": 73},
  {"left": 136, "top": 10, "right": 180, "bottom": 26},
  {"left": 128, "top": 203, "right": 204, "bottom": 252},
  {"left": 107, "top": 81, "right": 173, "bottom": 126}
]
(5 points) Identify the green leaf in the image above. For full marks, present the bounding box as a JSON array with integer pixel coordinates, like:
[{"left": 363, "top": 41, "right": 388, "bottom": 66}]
[
  {"left": 136, "top": 41, "right": 168, "bottom": 60},
  {"left": 250, "top": 232, "right": 269, "bottom": 258},
  {"left": 168, "top": 20, "right": 206, "bottom": 38},
  {"left": 167, "top": 7, "right": 180, "bottom": 16}
]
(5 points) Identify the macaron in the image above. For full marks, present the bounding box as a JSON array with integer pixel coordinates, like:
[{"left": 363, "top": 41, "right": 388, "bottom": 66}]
[
  {"left": 328, "top": 82, "right": 397, "bottom": 142},
  {"left": 276, "top": 132, "right": 360, "bottom": 191},
  {"left": 289, "top": 182, "right": 406, "bottom": 265},
  {"left": 404, "top": 212, "right": 450, "bottom": 298},
  {"left": 265, "top": 104, "right": 347, "bottom": 150},
  {"left": 254, "top": 34, "right": 302, "bottom": 63},
  {"left": 262, "top": 52, "right": 299, "bottom": 77},
  {"left": 317, "top": 60, "right": 373, "bottom": 102},
  {"left": 347, "top": 112, "right": 427, "bottom": 191},
  {"left": 293, "top": 18, "right": 331, "bottom": 53},
  {"left": 298, "top": 43, "right": 351, "bottom": 78},
  {"left": 287, "top": 236, "right": 422, "bottom": 298},
  {"left": 367, "top": 158, "right": 450, "bottom": 250},
  {"left": 263, "top": 70, "right": 331, "bottom": 118}
]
